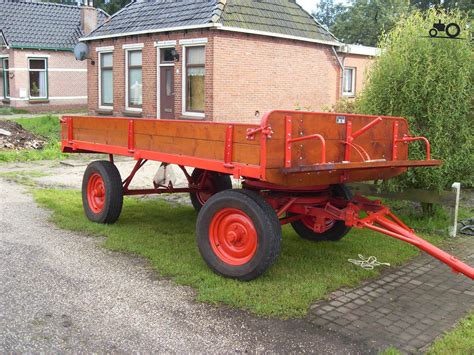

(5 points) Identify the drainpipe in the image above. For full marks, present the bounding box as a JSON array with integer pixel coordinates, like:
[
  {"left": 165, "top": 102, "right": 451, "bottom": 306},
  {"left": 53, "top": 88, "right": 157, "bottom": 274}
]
[{"left": 332, "top": 46, "right": 345, "bottom": 100}]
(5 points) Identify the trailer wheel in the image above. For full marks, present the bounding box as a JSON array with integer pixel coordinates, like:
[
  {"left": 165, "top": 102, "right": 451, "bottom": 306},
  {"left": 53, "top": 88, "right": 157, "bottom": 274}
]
[
  {"left": 196, "top": 189, "right": 282, "bottom": 281},
  {"left": 190, "top": 169, "right": 232, "bottom": 212},
  {"left": 290, "top": 184, "right": 352, "bottom": 242},
  {"left": 82, "top": 160, "right": 123, "bottom": 224}
]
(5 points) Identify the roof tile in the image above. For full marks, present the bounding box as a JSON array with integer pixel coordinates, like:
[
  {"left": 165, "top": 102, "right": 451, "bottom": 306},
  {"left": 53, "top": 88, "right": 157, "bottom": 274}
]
[{"left": 0, "top": 0, "right": 108, "bottom": 50}]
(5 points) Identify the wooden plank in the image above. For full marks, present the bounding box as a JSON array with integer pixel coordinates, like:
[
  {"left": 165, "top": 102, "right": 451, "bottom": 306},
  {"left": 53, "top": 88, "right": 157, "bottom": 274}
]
[
  {"left": 134, "top": 133, "right": 260, "bottom": 165},
  {"left": 281, "top": 160, "right": 442, "bottom": 174},
  {"left": 347, "top": 182, "right": 457, "bottom": 205},
  {"left": 74, "top": 128, "right": 128, "bottom": 147},
  {"left": 265, "top": 166, "right": 408, "bottom": 187},
  {"left": 71, "top": 116, "right": 260, "bottom": 145}
]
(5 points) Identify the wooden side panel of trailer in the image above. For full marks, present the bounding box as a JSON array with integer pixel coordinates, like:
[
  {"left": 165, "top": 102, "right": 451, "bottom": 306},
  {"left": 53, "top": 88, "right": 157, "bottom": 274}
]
[
  {"left": 260, "top": 111, "right": 416, "bottom": 187},
  {"left": 61, "top": 112, "right": 439, "bottom": 187}
]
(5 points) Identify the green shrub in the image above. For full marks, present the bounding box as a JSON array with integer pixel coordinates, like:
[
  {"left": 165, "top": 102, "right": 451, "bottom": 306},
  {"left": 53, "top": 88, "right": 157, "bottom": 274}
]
[
  {"left": 357, "top": 9, "right": 474, "bottom": 191},
  {"left": 328, "top": 98, "right": 359, "bottom": 113}
]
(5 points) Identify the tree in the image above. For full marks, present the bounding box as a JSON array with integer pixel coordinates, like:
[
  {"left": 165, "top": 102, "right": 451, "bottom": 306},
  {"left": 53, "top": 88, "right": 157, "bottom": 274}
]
[
  {"left": 356, "top": 9, "right": 473, "bottom": 192},
  {"left": 94, "top": 0, "right": 129, "bottom": 15},
  {"left": 312, "top": 0, "right": 344, "bottom": 29},
  {"left": 410, "top": 0, "right": 473, "bottom": 14},
  {"left": 330, "top": 0, "right": 411, "bottom": 46}
]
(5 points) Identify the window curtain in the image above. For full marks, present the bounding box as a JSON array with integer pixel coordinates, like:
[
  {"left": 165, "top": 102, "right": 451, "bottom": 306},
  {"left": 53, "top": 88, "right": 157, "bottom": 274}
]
[{"left": 38, "top": 71, "right": 47, "bottom": 98}]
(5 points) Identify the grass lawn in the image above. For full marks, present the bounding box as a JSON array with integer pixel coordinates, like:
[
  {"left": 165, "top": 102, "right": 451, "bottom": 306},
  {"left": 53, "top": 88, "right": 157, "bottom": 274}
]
[
  {"left": 428, "top": 312, "right": 474, "bottom": 354},
  {"left": 0, "top": 115, "right": 67, "bottom": 162},
  {"left": 380, "top": 312, "right": 474, "bottom": 355},
  {"left": 0, "top": 107, "right": 30, "bottom": 115},
  {"left": 33, "top": 188, "right": 445, "bottom": 318}
]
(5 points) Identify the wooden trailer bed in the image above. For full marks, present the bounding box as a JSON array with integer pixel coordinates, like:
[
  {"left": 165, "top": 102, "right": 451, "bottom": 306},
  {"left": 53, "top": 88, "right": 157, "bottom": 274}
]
[{"left": 61, "top": 110, "right": 441, "bottom": 187}]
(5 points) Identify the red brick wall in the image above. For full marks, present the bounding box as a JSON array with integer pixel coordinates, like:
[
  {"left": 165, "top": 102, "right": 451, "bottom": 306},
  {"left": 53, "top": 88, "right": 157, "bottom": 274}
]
[
  {"left": 343, "top": 54, "right": 375, "bottom": 97},
  {"left": 212, "top": 32, "right": 341, "bottom": 123}
]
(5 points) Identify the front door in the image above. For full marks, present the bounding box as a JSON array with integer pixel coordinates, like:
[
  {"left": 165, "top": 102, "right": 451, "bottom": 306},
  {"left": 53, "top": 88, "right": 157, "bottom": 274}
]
[{"left": 160, "top": 66, "right": 174, "bottom": 119}]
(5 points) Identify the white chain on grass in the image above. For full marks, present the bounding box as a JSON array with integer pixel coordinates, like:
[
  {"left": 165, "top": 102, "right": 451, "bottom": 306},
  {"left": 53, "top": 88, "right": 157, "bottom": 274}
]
[{"left": 348, "top": 254, "right": 391, "bottom": 270}]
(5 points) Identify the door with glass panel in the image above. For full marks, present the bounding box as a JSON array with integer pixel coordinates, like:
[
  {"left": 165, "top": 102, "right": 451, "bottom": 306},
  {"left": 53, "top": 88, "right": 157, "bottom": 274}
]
[{"left": 159, "top": 48, "right": 175, "bottom": 119}]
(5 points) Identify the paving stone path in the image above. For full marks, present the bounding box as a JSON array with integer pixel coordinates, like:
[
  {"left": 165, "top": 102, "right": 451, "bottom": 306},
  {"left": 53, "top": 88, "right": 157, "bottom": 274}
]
[{"left": 307, "top": 236, "right": 474, "bottom": 353}]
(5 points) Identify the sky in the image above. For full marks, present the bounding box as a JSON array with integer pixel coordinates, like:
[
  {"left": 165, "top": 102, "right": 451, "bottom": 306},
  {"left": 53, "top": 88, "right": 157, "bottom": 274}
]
[
  {"left": 296, "top": 0, "right": 350, "bottom": 14},
  {"left": 296, "top": 0, "right": 319, "bottom": 13}
]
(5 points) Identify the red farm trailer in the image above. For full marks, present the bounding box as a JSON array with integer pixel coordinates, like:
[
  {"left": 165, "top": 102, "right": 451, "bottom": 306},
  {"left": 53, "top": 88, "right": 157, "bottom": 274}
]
[{"left": 60, "top": 110, "right": 474, "bottom": 281}]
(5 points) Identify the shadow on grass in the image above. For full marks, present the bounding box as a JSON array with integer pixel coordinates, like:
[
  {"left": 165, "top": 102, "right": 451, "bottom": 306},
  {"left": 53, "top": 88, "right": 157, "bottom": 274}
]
[{"left": 33, "top": 189, "right": 441, "bottom": 318}]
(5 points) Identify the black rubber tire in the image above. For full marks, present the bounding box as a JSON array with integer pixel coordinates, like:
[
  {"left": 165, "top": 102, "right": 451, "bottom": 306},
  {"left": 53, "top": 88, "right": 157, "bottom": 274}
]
[
  {"left": 82, "top": 160, "right": 123, "bottom": 224},
  {"left": 290, "top": 184, "right": 352, "bottom": 242},
  {"left": 190, "top": 169, "right": 232, "bottom": 212},
  {"left": 196, "top": 189, "right": 282, "bottom": 281},
  {"left": 446, "top": 23, "right": 460, "bottom": 38},
  {"left": 429, "top": 28, "right": 437, "bottom": 37}
]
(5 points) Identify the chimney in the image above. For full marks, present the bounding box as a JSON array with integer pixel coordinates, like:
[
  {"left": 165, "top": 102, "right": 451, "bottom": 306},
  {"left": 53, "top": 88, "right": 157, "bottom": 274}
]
[{"left": 80, "top": 0, "right": 98, "bottom": 36}]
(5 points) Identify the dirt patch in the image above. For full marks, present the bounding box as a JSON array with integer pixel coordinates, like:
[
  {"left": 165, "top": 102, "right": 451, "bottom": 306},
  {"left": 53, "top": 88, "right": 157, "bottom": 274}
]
[{"left": 0, "top": 120, "right": 46, "bottom": 150}]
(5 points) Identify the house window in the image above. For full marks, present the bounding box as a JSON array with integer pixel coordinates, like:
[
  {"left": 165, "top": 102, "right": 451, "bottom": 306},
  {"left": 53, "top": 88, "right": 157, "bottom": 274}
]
[
  {"left": 1, "top": 58, "right": 10, "bottom": 99},
  {"left": 127, "top": 50, "right": 142, "bottom": 109},
  {"left": 28, "top": 58, "right": 48, "bottom": 99},
  {"left": 99, "top": 52, "right": 113, "bottom": 107},
  {"left": 185, "top": 46, "right": 205, "bottom": 114},
  {"left": 161, "top": 48, "right": 175, "bottom": 63},
  {"left": 342, "top": 67, "right": 356, "bottom": 96}
]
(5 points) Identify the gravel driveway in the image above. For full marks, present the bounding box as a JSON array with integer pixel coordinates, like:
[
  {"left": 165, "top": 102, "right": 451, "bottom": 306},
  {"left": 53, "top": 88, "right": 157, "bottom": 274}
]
[{"left": 0, "top": 179, "right": 370, "bottom": 353}]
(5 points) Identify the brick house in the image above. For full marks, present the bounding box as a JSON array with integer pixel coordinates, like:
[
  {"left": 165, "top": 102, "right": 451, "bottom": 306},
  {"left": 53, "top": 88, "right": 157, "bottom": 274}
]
[
  {"left": 82, "top": 0, "right": 379, "bottom": 123},
  {"left": 0, "top": 0, "right": 108, "bottom": 112}
]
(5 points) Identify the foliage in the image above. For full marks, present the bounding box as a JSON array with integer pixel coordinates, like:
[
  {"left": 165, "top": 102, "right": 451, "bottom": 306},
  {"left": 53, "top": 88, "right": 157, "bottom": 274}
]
[
  {"left": 327, "top": 98, "right": 359, "bottom": 113},
  {"left": 94, "top": 0, "right": 129, "bottom": 15},
  {"left": 330, "top": 0, "right": 411, "bottom": 46},
  {"left": 410, "top": 1, "right": 473, "bottom": 15},
  {"left": 14, "top": 115, "right": 61, "bottom": 140},
  {"left": 32, "top": 188, "right": 443, "bottom": 318},
  {"left": 312, "top": 0, "right": 344, "bottom": 29},
  {"left": 427, "top": 312, "right": 474, "bottom": 355},
  {"left": 356, "top": 9, "right": 473, "bottom": 191},
  {"left": 0, "top": 115, "right": 67, "bottom": 163}
]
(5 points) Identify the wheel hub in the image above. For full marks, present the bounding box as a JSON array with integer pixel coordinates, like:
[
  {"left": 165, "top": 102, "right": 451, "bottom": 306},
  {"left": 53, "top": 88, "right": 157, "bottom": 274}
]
[
  {"left": 209, "top": 208, "right": 257, "bottom": 266},
  {"left": 87, "top": 173, "right": 106, "bottom": 213}
]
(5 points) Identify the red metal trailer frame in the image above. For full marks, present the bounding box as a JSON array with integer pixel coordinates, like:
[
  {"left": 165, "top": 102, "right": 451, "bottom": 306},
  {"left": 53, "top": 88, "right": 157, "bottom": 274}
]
[{"left": 60, "top": 111, "right": 474, "bottom": 281}]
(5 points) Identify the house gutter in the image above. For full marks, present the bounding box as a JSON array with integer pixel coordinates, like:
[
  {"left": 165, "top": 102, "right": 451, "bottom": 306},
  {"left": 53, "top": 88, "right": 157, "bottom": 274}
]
[
  {"left": 216, "top": 26, "right": 342, "bottom": 46},
  {"left": 80, "top": 23, "right": 222, "bottom": 42},
  {"left": 10, "top": 45, "right": 73, "bottom": 52}
]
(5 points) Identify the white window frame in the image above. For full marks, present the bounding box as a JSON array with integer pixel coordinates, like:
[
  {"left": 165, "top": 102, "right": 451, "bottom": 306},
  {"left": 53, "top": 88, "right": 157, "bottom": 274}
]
[
  {"left": 98, "top": 49, "right": 114, "bottom": 110},
  {"left": 342, "top": 67, "right": 356, "bottom": 97},
  {"left": 156, "top": 43, "right": 176, "bottom": 119},
  {"left": 181, "top": 40, "right": 207, "bottom": 118},
  {"left": 28, "top": 57, "right": 48, "bottom": 100},
  {"left": 1, "top": 56, "right": 10, "bottom": 99},
  {"left": 125, "top": 48, "right": 143, "bottom": 112}
]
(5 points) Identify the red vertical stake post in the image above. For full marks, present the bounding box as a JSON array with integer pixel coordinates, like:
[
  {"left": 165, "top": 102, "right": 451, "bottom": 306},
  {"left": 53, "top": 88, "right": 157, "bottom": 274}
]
[
  {"left": 344, "top": 119, "right": 353, "bottom": 161},
  {"left": 67, "top": 117, "right": 73, "bottom": 144},
  {"left": 128, "top": 119, "right": 135, "bottom": 153},
  {"left": 284, "top": 116, "right": 293, "bottom": 168},
  {"left": 223, "top": 125, "right": 234, "bottom": 168},
  {"left": 392, "top": 121, "right": 399, "bottom": 160}
]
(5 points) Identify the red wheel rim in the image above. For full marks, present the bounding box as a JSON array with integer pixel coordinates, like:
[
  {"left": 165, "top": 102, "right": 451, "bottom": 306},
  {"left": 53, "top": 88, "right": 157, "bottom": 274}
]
[
  {"left": 301, "top": 216, "right": 335, "bottom": 232},
  {"left": 196, "top": 174, "right": 215, "bottom": 205},
  {"left": 87, "top": 173, "right": 106, "bottom": 214},
  {"left": 209, "top": 208, "right": 258, "bottom": 266}
]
